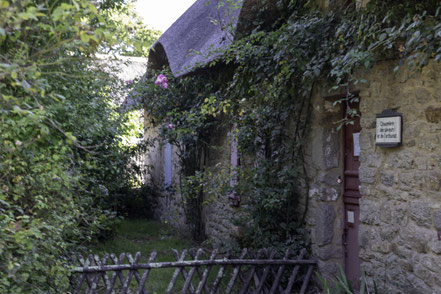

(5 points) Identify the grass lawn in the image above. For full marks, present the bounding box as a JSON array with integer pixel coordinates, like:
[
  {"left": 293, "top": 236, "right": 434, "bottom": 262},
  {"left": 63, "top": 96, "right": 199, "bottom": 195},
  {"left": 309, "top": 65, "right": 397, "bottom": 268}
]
[
  {"left": 83, "top": 219, "right": 238, "bottom": 293},
  {"left": 89, "top": 218, "right": 196, "bottom": 293},
  {"left": 92, "top": 218, "right": 194, "bottom": 257},
  {"left": 80, "top": 219, "right": 310, "bottom": 293}
]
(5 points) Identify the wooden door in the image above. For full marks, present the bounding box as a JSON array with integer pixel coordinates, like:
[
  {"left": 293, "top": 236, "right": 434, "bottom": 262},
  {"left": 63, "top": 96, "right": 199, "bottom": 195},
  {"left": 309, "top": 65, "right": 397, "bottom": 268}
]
[{"left": 343, "top": 100, "right": 362, "bottom": 288}]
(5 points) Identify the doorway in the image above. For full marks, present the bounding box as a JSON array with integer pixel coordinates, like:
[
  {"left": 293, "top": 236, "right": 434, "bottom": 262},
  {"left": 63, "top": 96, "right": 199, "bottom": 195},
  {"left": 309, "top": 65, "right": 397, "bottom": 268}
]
[{"left": 342, "top": 99, "right": 362, "bottom": 287}]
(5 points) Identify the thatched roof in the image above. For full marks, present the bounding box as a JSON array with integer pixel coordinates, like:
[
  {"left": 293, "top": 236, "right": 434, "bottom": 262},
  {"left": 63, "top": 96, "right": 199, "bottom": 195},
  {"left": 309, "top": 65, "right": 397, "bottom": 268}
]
[{"left": 148, "top": 0, "right": 244, "bottom": 77}]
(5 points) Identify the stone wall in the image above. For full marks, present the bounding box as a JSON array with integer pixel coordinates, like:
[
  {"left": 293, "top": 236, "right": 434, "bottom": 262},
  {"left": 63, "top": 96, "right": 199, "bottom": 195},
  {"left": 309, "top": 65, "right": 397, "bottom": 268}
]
[
  {"left": 303, "top": 91, "right": 345, "bottom": 281},
  {"left": 305, "top": 60, "right": 441, "bottom": 292},
  {"left": 202, "top": 129, "right": 241, "bottom": 247},
  {"left": 144, "top": 118, "right": 188, "bottom": 234},
  {"left": 145, "top": 120, "right": 239, "bottom": 244},
  {"left": 357, "top": 61, "right": 441, "bottom": 293}
]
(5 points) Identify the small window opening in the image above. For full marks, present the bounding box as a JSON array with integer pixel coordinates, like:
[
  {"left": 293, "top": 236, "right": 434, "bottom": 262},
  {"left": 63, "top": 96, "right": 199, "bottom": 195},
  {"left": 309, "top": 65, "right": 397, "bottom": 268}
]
[
  {"left": 163, "top": 142, "right": 173, "bottom": 189},
  {"left": 229, "top": 128, "right": 240, "bottom": 207}
]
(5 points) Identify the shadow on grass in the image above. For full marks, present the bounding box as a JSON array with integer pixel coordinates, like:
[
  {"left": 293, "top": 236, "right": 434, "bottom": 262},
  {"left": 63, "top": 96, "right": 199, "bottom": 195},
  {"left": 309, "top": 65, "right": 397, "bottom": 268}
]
[{"left": 87, "top": 219, "right": 235, "bottom": 293}]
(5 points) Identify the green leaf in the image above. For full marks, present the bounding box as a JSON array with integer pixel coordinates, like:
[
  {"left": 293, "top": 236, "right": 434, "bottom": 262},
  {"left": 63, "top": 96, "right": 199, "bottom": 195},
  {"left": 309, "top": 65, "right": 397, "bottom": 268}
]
[
  {"left": 80, "top": 33, "right": 90, "bottom": 43},
  {"left": 26, "top": 6, "right": 39, "bottom": 21},
  {"left": 52, "top": 3, "right": 73, "bottom": 21},
  {"left": 0, "top": 0, "right": 9, "bottom": 8}
]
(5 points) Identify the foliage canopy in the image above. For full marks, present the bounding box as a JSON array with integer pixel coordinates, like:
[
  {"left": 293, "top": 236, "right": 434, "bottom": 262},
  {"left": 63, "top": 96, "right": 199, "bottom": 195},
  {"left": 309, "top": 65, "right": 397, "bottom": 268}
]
[{"left": 0, "top": 0, "right": 150, "bottom": 292}]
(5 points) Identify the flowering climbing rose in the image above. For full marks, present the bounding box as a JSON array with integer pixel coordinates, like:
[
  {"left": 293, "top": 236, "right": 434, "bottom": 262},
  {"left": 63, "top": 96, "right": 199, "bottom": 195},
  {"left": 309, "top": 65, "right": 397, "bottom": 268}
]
[
  {"left": 155, "top": 74, "right": 168, "bottom": 89},
  {"left": 158, "top": 74, "right": 167, "bottom": 82}
]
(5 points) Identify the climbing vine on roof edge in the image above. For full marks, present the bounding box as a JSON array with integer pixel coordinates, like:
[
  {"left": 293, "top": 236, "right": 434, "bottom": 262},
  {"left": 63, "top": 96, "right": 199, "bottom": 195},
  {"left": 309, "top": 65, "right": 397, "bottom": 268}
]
[{"left": 135, "top": 0, "right": 441, "bottom": 248}]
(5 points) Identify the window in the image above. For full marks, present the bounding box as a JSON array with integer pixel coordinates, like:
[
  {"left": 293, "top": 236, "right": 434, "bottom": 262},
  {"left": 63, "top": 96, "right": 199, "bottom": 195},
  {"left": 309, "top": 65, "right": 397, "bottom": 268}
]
[
  {"left": 163, "top": 142, "right": 173, "bottom": 189},
  {"left": 229, "top": 128, "right": 240, "bottom": 206}
]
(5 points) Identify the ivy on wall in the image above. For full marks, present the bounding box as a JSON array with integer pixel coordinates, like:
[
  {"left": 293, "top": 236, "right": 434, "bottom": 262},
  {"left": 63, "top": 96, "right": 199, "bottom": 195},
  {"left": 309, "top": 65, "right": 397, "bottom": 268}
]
[{"left": 136, "top": 0, "right": 441, "bottom": 249}]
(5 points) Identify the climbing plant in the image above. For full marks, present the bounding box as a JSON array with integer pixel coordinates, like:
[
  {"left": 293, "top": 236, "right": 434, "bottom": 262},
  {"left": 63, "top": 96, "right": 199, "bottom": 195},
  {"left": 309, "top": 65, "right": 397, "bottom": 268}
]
[{"left": 136, "top": 0, "right": 441, "bottom": 249}]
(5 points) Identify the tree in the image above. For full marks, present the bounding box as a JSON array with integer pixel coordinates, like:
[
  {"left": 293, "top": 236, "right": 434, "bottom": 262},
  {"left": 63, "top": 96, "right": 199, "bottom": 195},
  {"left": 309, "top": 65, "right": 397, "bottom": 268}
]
[
  {"left": 0, "top": 0, "right": 145, "bottom": 292},
  {"left": 99, "top": 1, "right": 162, "bottom": 57}
]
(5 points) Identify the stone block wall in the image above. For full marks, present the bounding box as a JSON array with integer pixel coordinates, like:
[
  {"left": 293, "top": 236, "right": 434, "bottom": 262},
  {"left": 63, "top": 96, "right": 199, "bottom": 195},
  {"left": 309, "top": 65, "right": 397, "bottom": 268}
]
[
  {"left": 143, "top": 119, "right": 188, "bottom": 234},
  {"left": 304, "top": 93, "right": 345, "bottom": 281},
  {"left": 305, "top": 61, "right": 441, "bottom": 292},
  {"left": 357, "top": 61, "right": 441, "bottom": 293},
  {"left": 145, "top": 120, "right": 238, "bottom": 244},
  {"left": 202, "top": 129, "right": 239, "bottom": 247}
]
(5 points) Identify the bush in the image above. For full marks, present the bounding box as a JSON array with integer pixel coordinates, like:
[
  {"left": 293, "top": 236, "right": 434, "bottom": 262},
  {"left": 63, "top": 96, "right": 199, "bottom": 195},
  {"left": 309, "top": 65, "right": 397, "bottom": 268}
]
[
  {"left": 0, "top": 0, "right": 147, "bottom": 292},
  {"left": 107, "top": 185, "right": 158, "bottom": 219}
]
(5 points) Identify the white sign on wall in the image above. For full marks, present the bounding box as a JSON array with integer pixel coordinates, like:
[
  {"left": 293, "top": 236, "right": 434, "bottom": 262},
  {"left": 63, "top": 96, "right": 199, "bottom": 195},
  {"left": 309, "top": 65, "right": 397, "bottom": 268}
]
[
  {"left": 353, "top": 133, "right": 360, "bottom": 156},
  {"left": 347, "top": 210, "right": 355, "bottom": 224},
  {"left": 375, "top": 109, "right": 402, "bottom": 147}
]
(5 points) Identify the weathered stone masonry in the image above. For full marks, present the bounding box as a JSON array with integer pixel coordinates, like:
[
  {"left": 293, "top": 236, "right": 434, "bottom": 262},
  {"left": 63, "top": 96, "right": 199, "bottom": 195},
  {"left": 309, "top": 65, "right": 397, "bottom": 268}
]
[
  {"left": 305, "top": 61, "right": 441, "bottom": 293},
  {"left": 304, "top": 90, "right": 345, "bottom": 281},
  {"left": 358, "top": 62, "right": 441, "bottom": 294},
  {"left": 145, "top": 123, "right": 239, "bottom": 246}
]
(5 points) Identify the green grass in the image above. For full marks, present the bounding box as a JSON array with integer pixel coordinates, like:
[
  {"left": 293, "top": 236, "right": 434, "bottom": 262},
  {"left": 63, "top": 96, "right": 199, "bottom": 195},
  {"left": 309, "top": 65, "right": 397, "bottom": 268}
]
[
  {"left": 89, "top": 219, "right": 195, "bottom": 293},
  {"left": 92, "top": 219, "right": 194, "bottom": 257},
  {"left": 85, "top": 219, "right": 237, "bottom": 293}
]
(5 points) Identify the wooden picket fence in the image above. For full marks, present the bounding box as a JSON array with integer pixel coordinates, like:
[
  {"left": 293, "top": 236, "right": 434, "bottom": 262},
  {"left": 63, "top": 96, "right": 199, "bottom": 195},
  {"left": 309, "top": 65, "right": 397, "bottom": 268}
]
[{"left": 70, "top": 248, "right": 316, "bottom": 294}]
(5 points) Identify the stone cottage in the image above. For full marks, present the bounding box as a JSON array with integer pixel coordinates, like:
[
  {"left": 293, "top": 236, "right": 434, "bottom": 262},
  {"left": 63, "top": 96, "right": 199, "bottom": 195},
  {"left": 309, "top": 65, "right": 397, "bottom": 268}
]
[{"left": 142, "top": 0, "right": 441, "bottom": 292}]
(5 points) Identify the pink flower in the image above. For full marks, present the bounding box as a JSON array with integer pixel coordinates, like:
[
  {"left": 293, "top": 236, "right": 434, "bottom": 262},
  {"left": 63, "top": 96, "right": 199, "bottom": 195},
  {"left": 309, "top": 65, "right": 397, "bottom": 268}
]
[
  {"left": 126, "top": 79, "right": 133, "bottom": 85},
  {"left": 155, "top": 74, "right": 169, "bottom": 89},
  {"left": 167, "top": 123, "right": 174, "bottom": 129},
  {"left": 158, "top": 74, "right": 168, "bottom": 83}
]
